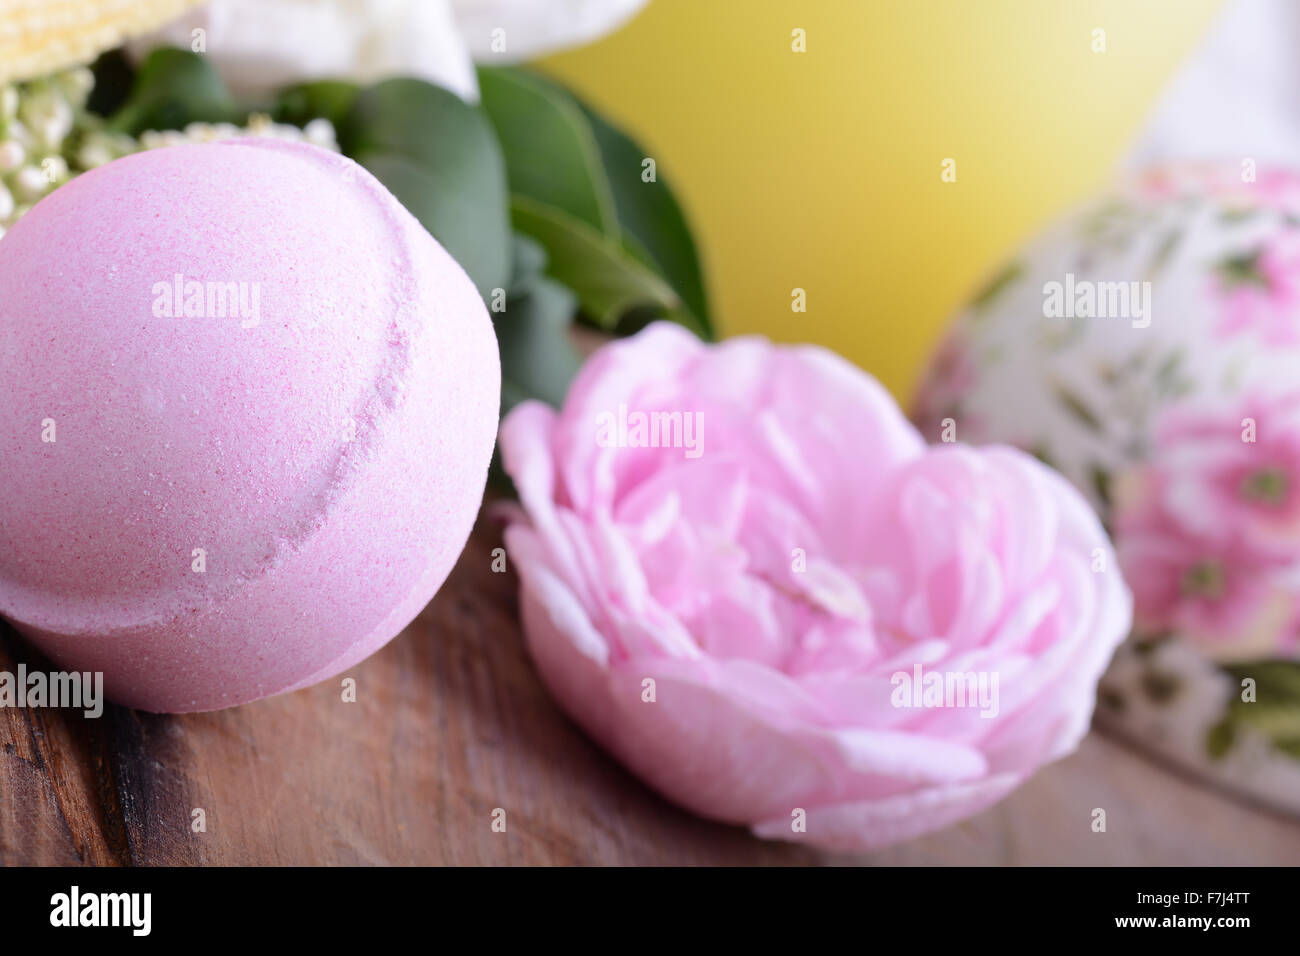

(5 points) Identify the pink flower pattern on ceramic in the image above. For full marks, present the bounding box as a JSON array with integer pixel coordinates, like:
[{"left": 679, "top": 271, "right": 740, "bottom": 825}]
[
  {"left": 1114, "top": 392, "right": 1300, "bottom": 661},
  {"left": 1210, "top": 234, "right": 1300, "bottom": 345},
  {"left": 1136, "top": 164, "right": 1300, "bottom": 213},
  {"left": 915, "top": 160, "right": 1300, "bottom": 798}
]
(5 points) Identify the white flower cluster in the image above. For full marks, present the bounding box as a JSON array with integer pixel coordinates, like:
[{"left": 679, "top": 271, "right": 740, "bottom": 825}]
[
  {"left": 0, "top": 68, "right": 92, "bottom": 237},
  {"left": 0, "top": 67, "right": 337, "bottom": 238},
  {"left": 137, "top": 115, "right": 338, "bottom": 152}
]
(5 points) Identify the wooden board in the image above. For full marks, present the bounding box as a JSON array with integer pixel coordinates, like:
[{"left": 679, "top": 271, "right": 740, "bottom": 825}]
[{"left": 3, "top": 505, "right": 1300, "bottom": 865}]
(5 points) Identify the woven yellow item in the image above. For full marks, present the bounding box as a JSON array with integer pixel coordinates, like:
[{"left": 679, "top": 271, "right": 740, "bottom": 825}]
[{"left": 0, "top": 0, "right": 203, "bottom": 85}]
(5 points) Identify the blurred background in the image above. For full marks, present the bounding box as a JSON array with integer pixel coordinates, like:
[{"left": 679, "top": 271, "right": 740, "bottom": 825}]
[{"left": 542, "top": 0, "right": 1222, "bottom": 398}]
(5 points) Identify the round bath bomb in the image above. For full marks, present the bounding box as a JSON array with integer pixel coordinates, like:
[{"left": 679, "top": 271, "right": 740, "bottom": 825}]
[
  {"left": 913, "top": 163, "right": 1300, "bottom": 813},
  {"left": 0, "top": 140, "right": 500, "bottom": 712}
]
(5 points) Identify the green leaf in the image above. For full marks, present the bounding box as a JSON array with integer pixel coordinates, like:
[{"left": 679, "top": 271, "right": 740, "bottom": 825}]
[
  {"left": 477, "top": 67, "right": 617, "bottom": 237},
  {"left": 1028, "top": 444, "right": 1058, "bottom": 471},
  {"left": 340, "top": 78, "right": 511, "bottom": 300},
  {"left": 482, "top": 67, "right": 712, "bottom": 336},
  {"left": 507, "top": 233, "right": 549, "bottom": 297},
  {"left": 1098, "top": 687, "right": 1126, "bottom": 714},
  {"left": 1220, "top": 660, "right": 1300, "bottom": 755},
  {"left": 354, "top": 152, "right": 509, "bottom": 303},
  {"left": 509, "top": 195, "right": 685, "bottom": 332},
  {"left": 274, "top": 80, "right": 360, "bottom": 128},
  {"left": 1132, "top": 635, "right": 1168, "bottom": 657},
  {"left": 1139, "top": 670, "right": 1181, "bottom": 704},
  {"left": 970, "top": 261, "right": 1024, "bottom": 312},
  {"left": 1050, "top": 381, "right": 1104, "bottom": 432},
  {"left": 1223, "top": 660, "right": 1300, "bottom": 697},
  {"left": 576, "top": 101, "right": 712, "bottom": 333},
  {"left": 87, "top": 49, "right": 136, "bottom": 118},
  {"left": 1218, "top": 207, "right": 1260, "bottom": 224},
  {"left": 1273, "top": 737, "right": 1300, "bottom": 759},
  {"left": 1205, "top": 718, "right": 1235, "bottom": 760},
  {"left": 497, "top": 276, "right": 583, "bottom": 414},
  {"left": 1089, "top": 464, "right": 1111, "bottom": 510},
  {"left": 107, "top": 48, "right": 238, "bottom": 135},
  {"left": 1215, "top": 248, "right": 1269, "bottom": 290},
  {"left": 1145, "top": 227, "right": 1182, "bottom": 279}
]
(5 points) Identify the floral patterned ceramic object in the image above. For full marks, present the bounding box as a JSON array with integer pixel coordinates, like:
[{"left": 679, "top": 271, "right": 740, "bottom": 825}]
[{"left": 914, "top": 163, "right": 1300, "bottom": 813}]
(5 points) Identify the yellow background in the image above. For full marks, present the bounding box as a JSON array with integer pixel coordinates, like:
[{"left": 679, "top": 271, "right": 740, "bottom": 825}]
[{"left": 542, "top": 0, "right": 1223, "bottom": 402}]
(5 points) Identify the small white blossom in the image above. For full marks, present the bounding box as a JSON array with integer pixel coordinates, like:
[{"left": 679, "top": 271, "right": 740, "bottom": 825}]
[
  {"left": 55, "top": 68, "right": 95, "bottom": 107},
  {"left": 76, "top": 141, "right": 114, "bottom": 169},
  {"left": 12, "top": 165, "right": 49, "bottom": 200},
  {"left": 0, "top": 140, "right": 24, "bottom": 171},
  {"left": 41, "top": 155, "right": 69, "bottom": 183},
  {"left": 303, "top": 118, "right": 336, "bottom": 148},
  {"left": 2, "top": 67, "right": 339, "bottom": 232},
  {"left": 5, "top": 119, "right": 31, "bottom": 150},
  {"left": 19, "top": 91, "right": 74, "bottom": 151},
  {"left": 142, "top": 115, "right": 339, "bottom": 152}
]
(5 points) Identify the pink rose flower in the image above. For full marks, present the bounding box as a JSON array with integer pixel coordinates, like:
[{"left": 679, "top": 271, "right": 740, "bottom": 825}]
[
  {"left": 498, "top": 323, "right": 1132, "bottom": 852},
  {"left": 1114, "top": 391, "right": 1300, "bottom": 660}
]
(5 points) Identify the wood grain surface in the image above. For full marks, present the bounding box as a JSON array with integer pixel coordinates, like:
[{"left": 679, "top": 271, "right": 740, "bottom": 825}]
[{"left": 3, "top": 505, "right": 1300, "bottom": 866}]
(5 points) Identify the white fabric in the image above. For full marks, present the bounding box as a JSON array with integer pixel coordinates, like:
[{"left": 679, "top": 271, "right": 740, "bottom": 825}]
[{"left": 1128, "top": 0, "right": 1300, "bottom": 168}]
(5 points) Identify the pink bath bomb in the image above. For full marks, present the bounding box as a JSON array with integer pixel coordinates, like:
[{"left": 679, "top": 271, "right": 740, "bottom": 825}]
[{"left": 0, "top": 140, "right": 500, "bottom": 712}]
